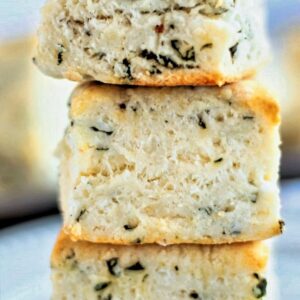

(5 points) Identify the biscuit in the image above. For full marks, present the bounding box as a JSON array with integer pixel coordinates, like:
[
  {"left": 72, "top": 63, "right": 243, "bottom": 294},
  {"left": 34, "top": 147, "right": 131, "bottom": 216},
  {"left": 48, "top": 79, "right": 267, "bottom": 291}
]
[
  {"left": 59, "top": 81, "right": 282, "bottom": 245},
  {"left": 51, "top": 231, "right": 270, "bottom": 300},
  {"left": 35, "top": 0, "right": 269, "bottom": 86}
]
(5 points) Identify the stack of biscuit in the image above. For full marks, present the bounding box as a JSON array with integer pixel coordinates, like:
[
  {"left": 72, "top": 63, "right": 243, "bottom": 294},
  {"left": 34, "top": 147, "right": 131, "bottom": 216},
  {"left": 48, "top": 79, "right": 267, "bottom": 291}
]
[{"left": 34, "top": 0, "right": 283, "bottom": 299}]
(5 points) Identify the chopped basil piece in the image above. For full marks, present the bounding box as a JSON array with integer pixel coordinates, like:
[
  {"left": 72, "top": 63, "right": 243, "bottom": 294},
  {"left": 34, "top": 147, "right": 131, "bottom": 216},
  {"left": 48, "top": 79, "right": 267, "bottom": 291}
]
[
  {"left": 132, "top": 238, "right": 142, "bottom": 244},
  {"left": 229, "top": 43, "right": 239, "bottom": 62},
  {"left": 124, "top": 224, "right": 138, "bottom": 231},
  {"left": 76, "top": 209, "right": 87, "bottom": 222},
  {"left": 140, "top": 49, "right": 179, "bottom": 69},
  {"left": 199, "top": 207, "right": 213, "bottom": 216},
  {"left": 243, "top": 115, "right": 254, "bottom": 120},
  {"left": 201, "top": 43, "right": 213, "bottom": 51},
  {"left": 96, "top": 147, "right": 109, "bottom": 151},
  {"left": 189, "top": 291, "right": 199, "bottom": 299},
  {"left": 119, "top": 103, "right": 127, "bottom": 110},
  {"left": 214, "top": 158, "right": 223, "bottom": 163},
  {"left": 279, "top": 220, "right": 285, "bottom": 233},
  {"left": 65, "top": 249, "right": 75, "bottom": 260},
  {"left": 171, "top": 40, "right": 195, "bottom": 61},
  {"left": 250, "top": 192, "right": 258, "bottom": 204},
  {"left": 122, "top": 58, "right": 133, "bottom": 80},
  {"left": 149, "top": 65, "right": 162, "bottom": 75},
  {"left": 252, "top": 275, "right": 267, "bottom": 298},
  {"left": 94, "top": 282, "right": 111, "bottom": 291},
  {"left": 142, "top": 274, "right": 149, "bottom": 282},
  {"left": 231, "top": 230, "right": 241, "bottom": 235},
  {"left": 90, "top": 126, "right": 113, "bottom": 136},
  {"left": 57, "top": 52, "right": 63, "bottom": 65},
  {"left": 125, "top": 262, "right": 145, "bottom": 271},
  {"left": 197, "top": 114, "right": 206, "bottom": 129},
  {"left": 57, "top": 44, "right": 64, "bottom": 65},
  {"left": 106, "top": 258, "right": 119, "bottom": 276}
]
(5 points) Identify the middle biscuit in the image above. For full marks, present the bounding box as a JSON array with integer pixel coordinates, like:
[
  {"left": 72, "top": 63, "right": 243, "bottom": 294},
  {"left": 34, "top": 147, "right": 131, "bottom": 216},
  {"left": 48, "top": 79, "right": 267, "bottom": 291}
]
[{"left": 59, "top": 81, "right": 282, "bottom": 245}]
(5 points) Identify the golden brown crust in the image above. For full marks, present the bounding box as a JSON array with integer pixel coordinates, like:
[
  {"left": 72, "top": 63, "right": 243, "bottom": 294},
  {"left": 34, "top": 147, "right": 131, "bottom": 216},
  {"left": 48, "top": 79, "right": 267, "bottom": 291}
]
[
  {"left": 62, "top": 67, "right": 258, "bottom": 87},
  {"left": 63, "top": 220, "right": 282, "bottom": 246},
  {"left": 52, "top": 230, "right": 269, "bottom": 272},
  {"left": 230, "top": 81, "right": 281, "bottom": 125},
  {"left": 70, "top": 80, "right": 280, "bottom": 126}
]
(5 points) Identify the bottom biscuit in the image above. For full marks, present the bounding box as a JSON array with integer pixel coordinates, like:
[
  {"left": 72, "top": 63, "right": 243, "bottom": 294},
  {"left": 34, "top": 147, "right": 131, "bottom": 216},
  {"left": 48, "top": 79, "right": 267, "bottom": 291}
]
[{"left": 51, "top": 232, "right": 269, "bottom": 300}]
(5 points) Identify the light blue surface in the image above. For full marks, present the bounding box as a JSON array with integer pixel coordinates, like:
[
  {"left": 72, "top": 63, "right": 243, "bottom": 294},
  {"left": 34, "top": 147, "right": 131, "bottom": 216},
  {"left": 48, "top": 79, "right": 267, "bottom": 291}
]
[
  {"left": 0, "top": 215, "right": 61, "bottom": 300},
  {"left": 275, "top": 180, "right": 300, "bottom": 300}
]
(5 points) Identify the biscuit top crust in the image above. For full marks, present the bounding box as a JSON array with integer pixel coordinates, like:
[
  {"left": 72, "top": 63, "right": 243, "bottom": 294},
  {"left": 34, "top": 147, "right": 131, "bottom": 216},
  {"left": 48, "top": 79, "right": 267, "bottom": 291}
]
[
  {"left": 52, "top": 231, "right": 269, "bottom": 272},
  {"left": 43, "top": 0, "right": 236, "bottom": 17},
  {"left": 70, "top": 81, "right": 280, "bottom": 126}
]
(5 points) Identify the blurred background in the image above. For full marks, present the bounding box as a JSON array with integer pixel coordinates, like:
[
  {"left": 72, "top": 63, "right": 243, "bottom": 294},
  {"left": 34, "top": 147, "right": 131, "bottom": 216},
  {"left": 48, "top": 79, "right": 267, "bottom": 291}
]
[{"left": 0, "top": 0, "right": 299, "bottom": 299}]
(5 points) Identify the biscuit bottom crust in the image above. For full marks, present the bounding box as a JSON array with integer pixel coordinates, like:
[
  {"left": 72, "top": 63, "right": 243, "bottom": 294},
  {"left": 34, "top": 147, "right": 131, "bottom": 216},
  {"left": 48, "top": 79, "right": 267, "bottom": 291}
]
[
  {"left": 63, "top": 66, "right": 257, "bottom": 87},
  {"left": 64, "top": 223, "right": 282, "bottom": 246}
]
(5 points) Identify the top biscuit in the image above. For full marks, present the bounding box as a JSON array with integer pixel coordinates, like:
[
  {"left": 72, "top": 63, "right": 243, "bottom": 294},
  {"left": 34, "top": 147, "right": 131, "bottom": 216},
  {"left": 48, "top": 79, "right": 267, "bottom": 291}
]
[{"left": 34, "top": 0, "right": 269, "bottom": 86}]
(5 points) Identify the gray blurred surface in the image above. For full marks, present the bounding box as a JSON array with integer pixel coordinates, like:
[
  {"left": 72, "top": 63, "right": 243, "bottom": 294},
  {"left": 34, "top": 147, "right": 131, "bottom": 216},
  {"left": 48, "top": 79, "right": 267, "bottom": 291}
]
[{"left": 275, "top": 180, "right": 300, "bottom": 299}]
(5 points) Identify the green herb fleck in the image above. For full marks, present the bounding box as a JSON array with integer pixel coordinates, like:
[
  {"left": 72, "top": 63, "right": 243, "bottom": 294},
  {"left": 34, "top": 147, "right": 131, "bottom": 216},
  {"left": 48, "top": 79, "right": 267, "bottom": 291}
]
[
  {"left": 229, "top": 43, "right": 239, "bottom": 62},
  {"left": 214, "top": 158, "right": 223, "bottom": 163},
  {"left": 125, "top": 262, "right": 145, "bottom": 271},
  {"left": 76, "top": 209, "right": 87, "bottom": 222},
  {"left": 171, "top": 40, "right": 195, "bottom": 61},
  {"left": 132, "top": 238, "right": 142, "bottom": 244},
  {"left": 231, "top": 230, "right": 241, "bottom": 235},
  {"left": 140, "top": 49, "right": 179, "bottom": 69},
  {"left": 189, "top": 291, "right": 199, "bottom": 299},
  {"left": 90, "top": 126, "right": 113, "bottom": 136},
  {"left": 122, "top": 58, "right": 133, "bottom": 80},
  {"left": 243, "top": 115, "right": 254, "bottom": 120},
  {"left": 250, "top": 192, "right": 258, "bottom": 204},
  {"left": 65, "top": 249, "right": 75, "bottom": 260},
  {"left": 197, "top": 114, "right": 206, "bottom": 129},
  {"left": 279, "top": 220, "right": 285, "bottom": 233},
  {"left": 252, "top": 274, "right": 267, "bottom": 298},
  {"left": 124, "top": 224, "right": 138, "bottom": 231},
  {"left": 119, "top": 103, "right": 127, "bottom": 110},
  {"left": 199, "top": 207, "right": 213, "bottom": 216},
  {"left": 200, "top": 43, "right": 213, "bottom": 51},
  {"left": 149, "top": 65, "right": 162, "bottom": 75},
  {"left": 57, "top": 44, "right": 65, "bottom": 65},
  {"left": 106, "top": 258, "right": 119, "bottom": 276},
  {"left": 94, "top": 282, "right": 111, "bottom": 291},
  {"left": 96, "top": 147, "right": 109, "bottom": 151}
]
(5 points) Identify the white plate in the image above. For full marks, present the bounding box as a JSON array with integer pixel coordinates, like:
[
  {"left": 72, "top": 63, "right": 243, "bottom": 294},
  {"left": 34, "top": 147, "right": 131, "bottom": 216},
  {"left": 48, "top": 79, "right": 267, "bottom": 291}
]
[{"left": 0, "top": 215, "right": 61, "bottom": 300}]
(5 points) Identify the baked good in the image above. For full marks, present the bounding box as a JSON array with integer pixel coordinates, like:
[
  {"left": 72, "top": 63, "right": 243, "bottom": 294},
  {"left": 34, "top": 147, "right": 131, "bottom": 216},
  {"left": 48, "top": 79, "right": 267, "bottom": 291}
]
[
  {"left": 59, "top": 80, "right": 282, "bottom": 245},
  {"left": 51, "top": 231, "right": 270, "bottom": 300},
  {"left": 258, "top": 25, "right": 300, "bottom": 177},
  {"left": 0, "top": 37, "right": 38, "bottom": 194},
  {"left": 34, "top": 0, "right": 269, "bottom": 86},
  {"left": 280, "top": 27, "right": 300, "bottom": 150},
  {"left": 0, "top": 36, "right": 76, "bottom": 200}
]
